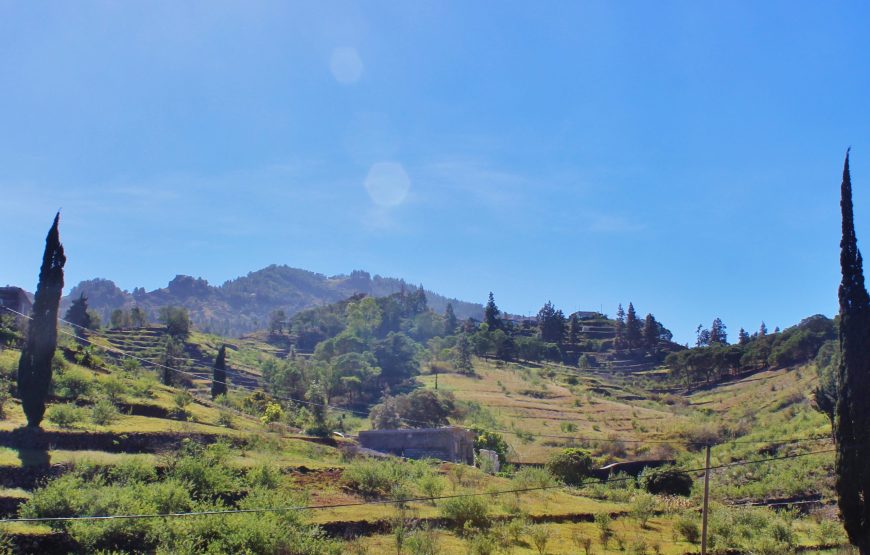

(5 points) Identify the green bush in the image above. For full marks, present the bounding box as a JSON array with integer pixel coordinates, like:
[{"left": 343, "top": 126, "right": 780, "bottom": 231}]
[
  {"left": 170, "top": 454, "right": 236, "bottom": 499},
  {"left": 630, "top": 493, "right": 656, "bottom": 529},
  {"left": 100, "top": 375, "right": 127, "bottom": 403},
  {"left": 342, "top": 458, "right": 408, "bottom": 498},
  {"left": 439, "top": 495, "right": 490, "bottom": 531},
  {"left": 639, "top": 465, "right": 693, "bottom": 497},
  {"left": 512, "top": 466, "right": 557, "bottom": 490},
  {"left": 471, "top": 429, "right": 509, "bottom": 464},
  {"left": 260, "top": 401, "right": 284, "bottom": 424},
  {"left": 46, "top": 403, "right": 84, "bottom": 428},
  {"left": 674, "top": 513, "right": 700, "bottom": 543},
  {"left": 217, "top": 411, "right": 234, "bottom": 428},
  {"left": 247, "top": 464, "right": 281, "bottom": 489},
  {"left": 108, "top": 457, "right": 158, "bottom": 485},
  {"left": 545, "top": 448, "right": 594, "bottom": 486},
  {"left": 91, "top": 399, "right": 119, "bottom": 425},
  {"left": 54, "top": 367, "right": 93, "bottom": 399},
  {"left": 417, "top": 472, "right": 445, "bottom": 502}
]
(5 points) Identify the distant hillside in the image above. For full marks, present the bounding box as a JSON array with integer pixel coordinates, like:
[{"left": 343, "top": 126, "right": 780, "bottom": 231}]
[{"left": 62, "top": 266, "right": 483, "bottom": 337}]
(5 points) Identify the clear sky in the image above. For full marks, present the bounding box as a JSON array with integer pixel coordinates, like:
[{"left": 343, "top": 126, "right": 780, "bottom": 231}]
[{"left": 1, "top": 1, "right": 869, "bottom": 344}]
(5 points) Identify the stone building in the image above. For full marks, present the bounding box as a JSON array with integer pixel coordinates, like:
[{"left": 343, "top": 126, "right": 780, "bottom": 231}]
[
  {"left": 0, "top": 287, "right": 32, "bottom": 324},
  {"left": 358, "top": 426, "right": 475, "bottom": 464}
]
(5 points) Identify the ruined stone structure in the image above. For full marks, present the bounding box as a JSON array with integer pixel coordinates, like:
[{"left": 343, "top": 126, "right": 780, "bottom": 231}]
[
  {"left": 358, "top": 426, "right": 475, "bottom": 464},
  {"left": 0, "top": 287, "right": 32, "bottom": 324}
]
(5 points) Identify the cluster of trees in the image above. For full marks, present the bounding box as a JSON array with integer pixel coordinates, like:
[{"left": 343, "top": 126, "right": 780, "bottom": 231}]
[
  {"left": 666, "top": 315, "right": 836, "bottom": 386},
  {"left": 614, "top": 303, "right": 673, "bottom": 351},
  {"left": 261, "top": 287, "right": 464, "bottom": 418}
]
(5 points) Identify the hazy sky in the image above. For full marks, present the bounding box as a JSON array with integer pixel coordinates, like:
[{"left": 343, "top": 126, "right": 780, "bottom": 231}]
[{"left": 2, "top": 1, "right": 869, "bottom": 343}]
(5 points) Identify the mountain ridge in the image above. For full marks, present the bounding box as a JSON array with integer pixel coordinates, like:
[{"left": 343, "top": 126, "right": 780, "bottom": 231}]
[{"left": 61, "top": 265, "right": 484, "bottom": 337}]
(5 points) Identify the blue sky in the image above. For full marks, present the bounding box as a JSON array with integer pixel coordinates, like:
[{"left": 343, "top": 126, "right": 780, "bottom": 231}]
[{"left": 1, "top": 1, "right": 869, "bottom": 344}]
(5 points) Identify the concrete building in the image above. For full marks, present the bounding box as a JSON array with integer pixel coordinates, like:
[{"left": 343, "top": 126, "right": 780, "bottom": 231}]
[{"left": 358, "top": 426, "right": 475, "bottom": 464}]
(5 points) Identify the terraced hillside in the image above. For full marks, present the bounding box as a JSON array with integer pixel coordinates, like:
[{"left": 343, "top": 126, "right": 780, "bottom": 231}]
[{"left": 0, "top": 322, "right": 851, "bottom": 553}]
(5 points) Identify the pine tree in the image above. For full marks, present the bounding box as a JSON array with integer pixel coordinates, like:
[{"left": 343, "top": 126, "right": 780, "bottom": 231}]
[
  {"left": 642, "top": 313, "right": 659, "bottom": 350},
  {"left": 212, "top": 344, "right": 228, "bottom": 399},
  {"left": 835, "top": 149, "right": 870, "bottom": 552},
  {"left": 444, "top": 303, "right": 458, "bottom": 335},
  {"left": 569, "top": 314, "right": 581, "bottom": 345},
  {"left": 759, "top": 321, "right": 768, "bottom": 336},
  {"left": 484, "top": 292, "right": 502, "bottom": 330},
  {"left": 710, "top": 318, "right": 728, "bottom": 345},
  {"left": 538, "top": 301, "right": 566, "bottom": 343},
  {"left": 64, "top": 293, "right": 92, "bottom": 343},
  {"left": 455, "top": 333, "right": 474, "bottom": 375},
  {"left": 17, "top": 213, "right": 66, "bottom": 428},
  {"left": 625, "top": 303, "right": 642, "bottom": 348},
  {"left": 737, "top": 328, "right": 750, "bottom": 345},
  {"left": 615, "top": 304, "right": 626, "bottom": 348}
]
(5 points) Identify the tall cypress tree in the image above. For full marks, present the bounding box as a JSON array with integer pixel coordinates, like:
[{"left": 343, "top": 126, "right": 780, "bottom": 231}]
[
  {"left": 835, "top": 149, "right": 870, "bottom": 552},
  {"left": 17, "top": 213, "right": 66, "bottom": 428},
  {"left": 212, "top": 344, "right": 228, "bottom": 399}
]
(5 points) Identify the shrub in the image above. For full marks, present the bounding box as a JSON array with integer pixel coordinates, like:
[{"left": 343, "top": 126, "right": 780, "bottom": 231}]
[
  {"left": 546, "top": 448, "right": 594, "bottom": 486},
  {"left": 594, "top": 513, "right": 613, "bottom": 545},
  {"left": 571, "top": 530, "right": 593, "bottom": 555},
  {"left": 528, "top": 524, "right": 551, "bottom": 555},
  {"left": 170, "top": 454, "right": 236, "bottom": 499},
  {"left": 91, "top": 399, "right": 119, "bottom": 425},
  {"left": 640, "top": 465, "right": 693, "bottom": 497},
  {"left": 108, "top": 457, "right": 158, "bottom": 484},
  {"left": 247, "top": 464, "right": 281, "bottom": 489},
  {"left": 440, "top": 495, "right": 490, "bottom": 531},
  {"left": 54, "top": 367, "right": 93, "bottom": 399},
  {"left": 171, "top": 391, "right": 193, "bottom": 420},
  {"left": 472, "top": 429, "right": 510, "bottom": 464},
  {"left": 631, "top": 493, "right": 656, "bottom": 529},
  {"left": 512, "top": 466, "right": 557, "bottom": 490},
  {"left": 217, "top": 411, "right": 234, "bottom": 428},
  {"left": 129, "top": 376, "right": 156, "bottom": 399},
  {"left": 342, "top": 459, "right": 407, "bottom": 498},
  {"left": 405, "top": 525, "right": 440, "bottom": 555},
  {"left": 46, "top": 403, "right": 83, "bottom": 428},
  {"left": 260, "top": 402, "right": 284, "bottom": 425},
  {"left": 465, "top": 533, "right": 498, "bottom": 555},
  {"left": 417, "top": 472, "right": 445, "bottom": 503},
  {"left": 100, "top": 375, "right": 127, "bottom": 403},
  {"left": 674, "top": 513, "right": 700, "bottom": 543}
]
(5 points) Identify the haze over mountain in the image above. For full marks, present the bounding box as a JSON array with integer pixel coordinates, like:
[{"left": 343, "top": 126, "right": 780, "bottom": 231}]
[{"left": 61, "top": 265, "right": 483, "bottom": 337}]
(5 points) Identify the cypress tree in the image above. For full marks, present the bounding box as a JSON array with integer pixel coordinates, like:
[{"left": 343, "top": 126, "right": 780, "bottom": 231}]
[
  {"left": 835, "top": 149, "right": 870, "bottom": 552},
  {"left": 212, "top": 344, "right": 228, "bottom": 399},
  {"left": 17, "top": 213, "right": 66, "bottom": 428}
]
